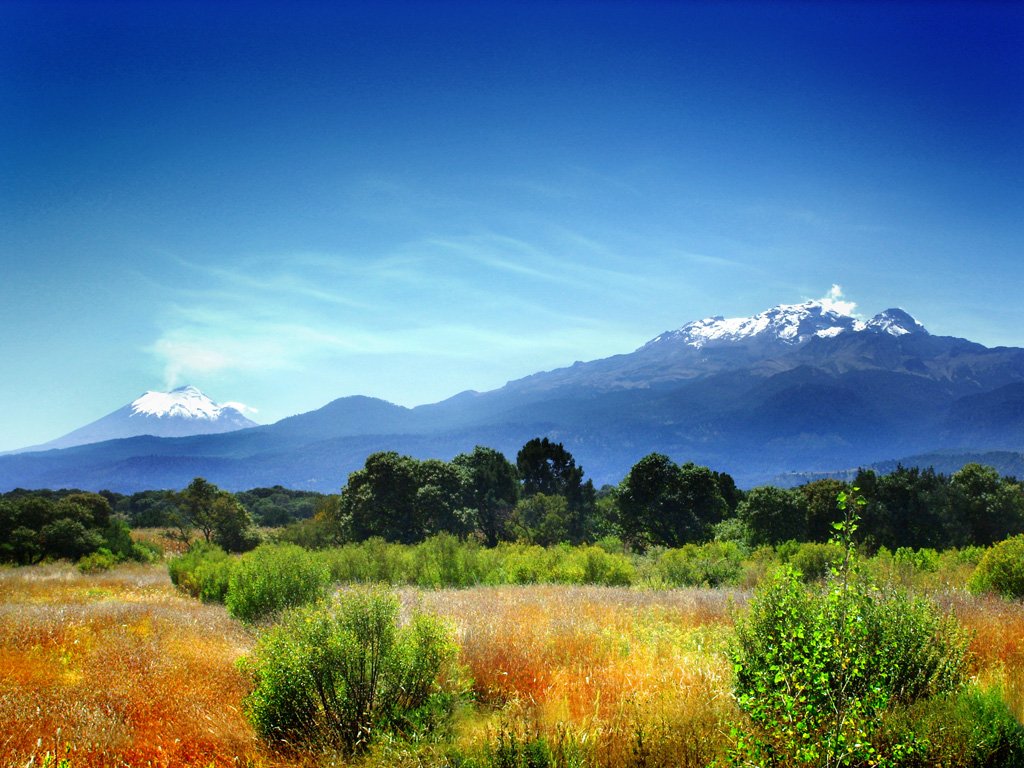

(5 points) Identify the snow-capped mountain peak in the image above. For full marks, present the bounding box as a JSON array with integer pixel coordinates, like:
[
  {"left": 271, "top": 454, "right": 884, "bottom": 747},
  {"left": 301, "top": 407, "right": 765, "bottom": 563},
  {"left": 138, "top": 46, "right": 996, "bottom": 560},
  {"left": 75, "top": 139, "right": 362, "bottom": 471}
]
[
  {"left": 647, "top": 297, "right": 859, "bottom": 350},
  {"left": 644, "top": 290, "right": 927, "bottom": 351},
  {"left": 861, "top": 308, "right": 929, "bottom": 337},
  {"left": 130, "top": 385, "right": 248, "bottom": 421}
]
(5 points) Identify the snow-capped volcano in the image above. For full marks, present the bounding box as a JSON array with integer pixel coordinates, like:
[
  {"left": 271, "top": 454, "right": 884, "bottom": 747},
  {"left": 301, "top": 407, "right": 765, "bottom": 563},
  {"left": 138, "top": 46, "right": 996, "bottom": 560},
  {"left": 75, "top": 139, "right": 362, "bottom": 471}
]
[
  {"left": 15, "top": 385, "right": 258, "bottom": 452},
  {"left": 646, "top": 293, "right": 927, "bottom": 350},
  {"left": 130, "top": 385, "right": 250, "bottom": 421}
]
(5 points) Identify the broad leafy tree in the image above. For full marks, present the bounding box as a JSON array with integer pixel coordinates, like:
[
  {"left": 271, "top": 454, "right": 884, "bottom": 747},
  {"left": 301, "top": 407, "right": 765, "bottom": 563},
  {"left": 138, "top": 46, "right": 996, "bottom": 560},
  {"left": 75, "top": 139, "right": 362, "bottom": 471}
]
[
  {"left": 174, "top": 477, "right": 259, "bottom": 552},
  {"left": 616, "top": 453, "right": 726, "bottom": 549},
  {"left": 950, "top": 463, "right": 1024, "bottom": 546},
  {"left": 799, "top": 479, "right": 848, "bottom": 542},
  {"left": 453, "top": 446, "right": 519, "bottom": 546},
  {"left": 416, "top": 458, "right": 469, "bottom": 537},
  {"left": 511, "top": 493, "right": 571, "bottom": 546},
  {"left": 340, "top": 452, "right": 423, "bottom": 543}
]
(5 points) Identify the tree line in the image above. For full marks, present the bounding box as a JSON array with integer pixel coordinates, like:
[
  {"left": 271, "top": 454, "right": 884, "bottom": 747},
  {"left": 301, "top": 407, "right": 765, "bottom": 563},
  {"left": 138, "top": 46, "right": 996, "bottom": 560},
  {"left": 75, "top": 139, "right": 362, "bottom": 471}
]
[
  {"left": 291, "top": 439, "right": 1024, "bottom": 553},
  {"left": 3, "top": 437, "right": 1023, "bottom": 565}
]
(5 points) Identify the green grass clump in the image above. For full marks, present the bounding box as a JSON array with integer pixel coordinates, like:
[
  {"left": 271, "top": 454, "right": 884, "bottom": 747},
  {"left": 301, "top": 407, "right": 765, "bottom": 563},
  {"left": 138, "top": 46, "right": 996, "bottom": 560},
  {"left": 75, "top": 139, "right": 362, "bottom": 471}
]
[
  {"left": 167, "top": 540, "right": 230, "bottom": 598},
  {"left": 225, "top": 543, "right": 330, "bottom": 622},
  {"left": 969, "top": 535, "right": 1024, "bottom": 600},
  {"left": 241, "top": 587, "right": 462, "bottom": 753}
]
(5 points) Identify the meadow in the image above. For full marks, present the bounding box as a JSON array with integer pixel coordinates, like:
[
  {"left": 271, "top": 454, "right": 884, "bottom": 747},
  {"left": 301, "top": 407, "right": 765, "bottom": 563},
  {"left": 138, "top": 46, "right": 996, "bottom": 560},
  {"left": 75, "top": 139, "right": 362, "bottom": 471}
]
[{"left": 3, "top": 549, "right": 1024, "bottom": 768}]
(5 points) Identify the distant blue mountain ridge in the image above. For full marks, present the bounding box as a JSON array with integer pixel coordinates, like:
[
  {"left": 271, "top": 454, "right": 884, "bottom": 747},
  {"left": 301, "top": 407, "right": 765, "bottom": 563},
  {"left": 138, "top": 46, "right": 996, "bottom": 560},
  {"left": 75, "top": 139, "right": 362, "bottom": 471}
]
[{"left": 4, "top": 297, "right": 1024, "bottom": 492}]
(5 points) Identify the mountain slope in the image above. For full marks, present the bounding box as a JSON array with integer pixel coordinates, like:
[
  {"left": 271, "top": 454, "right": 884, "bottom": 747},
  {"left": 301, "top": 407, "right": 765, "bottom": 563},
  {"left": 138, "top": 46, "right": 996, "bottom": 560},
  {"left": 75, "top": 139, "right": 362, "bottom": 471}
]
[{"left": 3, "top": 296, "right": 1024, "bottom": 492}]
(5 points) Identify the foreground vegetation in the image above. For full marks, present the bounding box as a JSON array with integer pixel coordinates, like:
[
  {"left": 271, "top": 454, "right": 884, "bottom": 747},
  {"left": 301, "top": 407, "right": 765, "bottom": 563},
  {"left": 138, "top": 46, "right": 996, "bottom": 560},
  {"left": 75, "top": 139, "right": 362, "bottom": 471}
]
[
  {"left": 6, "top": 442, "right": 1024, "bottom": 766},
  {"left": 4, "top": 533, "right": 1024, "bottom": 767}
]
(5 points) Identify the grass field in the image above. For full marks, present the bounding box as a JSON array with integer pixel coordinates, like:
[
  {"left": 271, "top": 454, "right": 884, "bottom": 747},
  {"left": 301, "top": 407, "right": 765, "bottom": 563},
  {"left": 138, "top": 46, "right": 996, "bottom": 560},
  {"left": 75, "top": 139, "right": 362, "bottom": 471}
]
[{"left": 2, "top": 562, "right": 1023, "bottom": 767}]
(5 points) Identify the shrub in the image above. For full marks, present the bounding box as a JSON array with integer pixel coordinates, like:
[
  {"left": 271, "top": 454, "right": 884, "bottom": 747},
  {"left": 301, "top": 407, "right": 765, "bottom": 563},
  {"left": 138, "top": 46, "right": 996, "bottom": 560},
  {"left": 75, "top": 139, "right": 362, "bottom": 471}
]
[
  {"left": 226, "top": 543, "right": 331, "bottom": 623},
  {"left": 411, "top": 533, "right": 486, "bottom": 588},
  {"left": 240, "top": 587, "right": 462, "bottom": 753},
  {"left": 788, "top": 541, "right": 844, "bottom": 582},
  {"left": 969, "top": 535, "right": 1024, "bottom": 600},
  {"left": 570, "top": 545, "right": 634, "bottom": 586},
  {"left": 728, "top": 492, "right": 971, "bottom": 767},
  {"left": 879, "top": 685, "right": 1024, "bottom": 767},
  {"left": 168, "top": 541, "right": 229, "bottom": 597},
  {"left": 498, "top": 543, "right": 549, "bottom": 585},
  {"left": 319, "top": 538, "right": 413, "bottom": 584},
  {"left": 193, "top": 555, "right": 235, "bottom": 603},
  {"left": 77, "top": 547, "right": 118, "bottom": 573},
  {"left": 655, "top": 541, "right": 743, "bottom": 587},
  {"left": 730, "top": 565, "right": 970, "bottom": 766}
]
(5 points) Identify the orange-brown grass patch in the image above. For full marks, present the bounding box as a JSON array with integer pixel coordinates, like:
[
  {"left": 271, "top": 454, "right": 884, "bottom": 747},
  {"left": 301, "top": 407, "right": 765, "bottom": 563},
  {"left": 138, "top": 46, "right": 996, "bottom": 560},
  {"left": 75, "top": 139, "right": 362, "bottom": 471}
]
[
  {"left": 406, "top": 585, "right": 746, "bottom": 768},
  {"left": 940, "top": 590, "right": 1024, "bottom": 722},
  {"left": 130, "top": 527, "right": 191, "bottom": 556},
  {"left": 0, "top": 562, "right": 277, "bottom": 767}
]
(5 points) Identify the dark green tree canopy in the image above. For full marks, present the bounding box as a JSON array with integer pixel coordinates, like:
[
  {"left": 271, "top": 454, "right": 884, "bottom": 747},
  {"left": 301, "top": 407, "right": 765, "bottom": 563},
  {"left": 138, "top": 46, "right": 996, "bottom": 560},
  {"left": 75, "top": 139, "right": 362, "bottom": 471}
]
[
  {"left": 616, "top": 453, "right": 726, "bottom": 549},
  {"left": 516, "top": 437, "right": 595, "bottom": 543},
  {"left": 511, "top": 493, "right": 571, "bottom": 546},
  {"left": 737, "top": 486, "right": 808, "bottom": 547},
  {"left": 173, "top": 477, "right": 259, "bottom": 552},
  {"left": 950, "top": 463, "right": 1024, "bottom": 547},
  {"left": 342, "top": 452, "right": 424, "bottom": 544},
  {"left": 517, "top": 437, "right": 584, "bottom": 498},
  {"left": 453, "top": 446, "right": 520, "bottom": 546}
]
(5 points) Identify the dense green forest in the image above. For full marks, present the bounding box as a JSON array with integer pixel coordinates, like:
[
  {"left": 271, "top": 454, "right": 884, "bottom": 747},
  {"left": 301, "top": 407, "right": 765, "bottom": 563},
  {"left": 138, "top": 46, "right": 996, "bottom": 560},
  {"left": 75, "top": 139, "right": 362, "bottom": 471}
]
[{"left": 3, "top": 436, "right": 1024, "bottom": 568}]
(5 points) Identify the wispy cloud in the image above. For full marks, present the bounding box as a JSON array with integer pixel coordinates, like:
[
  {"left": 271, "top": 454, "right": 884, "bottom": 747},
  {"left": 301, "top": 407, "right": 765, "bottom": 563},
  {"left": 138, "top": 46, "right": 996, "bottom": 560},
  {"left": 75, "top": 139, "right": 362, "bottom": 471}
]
[{"left": 146, "top": 233, "right": 649, "bottom": 391}]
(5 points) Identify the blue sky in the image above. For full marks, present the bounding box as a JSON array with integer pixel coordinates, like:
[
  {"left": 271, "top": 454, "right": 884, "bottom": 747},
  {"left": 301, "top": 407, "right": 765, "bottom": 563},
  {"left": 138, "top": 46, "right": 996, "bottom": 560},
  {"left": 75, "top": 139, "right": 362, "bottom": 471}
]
[{"left": 1, "top": 0, "right": 1021, "bottom": 451}]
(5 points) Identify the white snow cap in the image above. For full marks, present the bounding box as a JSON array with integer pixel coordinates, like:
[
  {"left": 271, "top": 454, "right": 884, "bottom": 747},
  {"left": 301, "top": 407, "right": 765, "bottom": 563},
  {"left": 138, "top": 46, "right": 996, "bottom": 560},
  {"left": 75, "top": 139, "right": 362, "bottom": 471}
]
[
  {"left": 646, "top": 286, "right": 926, "bottom": 349},
  {"left": 130, "top": 385, "right": 253, "bottom": 420}
]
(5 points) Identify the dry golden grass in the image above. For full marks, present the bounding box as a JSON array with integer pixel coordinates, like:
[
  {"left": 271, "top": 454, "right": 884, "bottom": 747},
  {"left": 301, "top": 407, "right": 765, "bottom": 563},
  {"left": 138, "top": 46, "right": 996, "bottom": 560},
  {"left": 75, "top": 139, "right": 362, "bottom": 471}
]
[
  {"left": 2, "top": 563, "right": 1022, "bottom": 768},
  {"left": 405, "top": 585, "right": 745, "bottom": 768},
  {"left": 0, "top": 562, "right": 267, "bottom": 767}
]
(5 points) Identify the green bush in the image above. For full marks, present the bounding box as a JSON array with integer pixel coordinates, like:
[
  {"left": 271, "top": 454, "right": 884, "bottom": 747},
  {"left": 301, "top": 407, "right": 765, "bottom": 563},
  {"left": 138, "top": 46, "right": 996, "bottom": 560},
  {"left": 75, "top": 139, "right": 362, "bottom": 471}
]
[
  {"left": 496, "top": 543, "right": 549, "bottom": 585},
  {"left": 729, "top": 559, "right": 970, "bottom": 766},
  {"left": 226, "top": 543, "right": 330, "bottom": 623},
  {"left": 874, "top": 685, "right": 1024, "bottom": 767},
  {"left": 241, "top": 587, "right": 462, "bottom": 753},
  {"left": 77, "top": 547, "right": 118, "bottom": 573},
  {"left": 788, "top": 541, "right": 844, "bottom": 582},
  {"left": 168, "top": 541, "right": 229, "bottom": 597},
  {"left": 894, "top": 546, "right": 940, "bottom": 573},
  {"left": 410, "top": 533, "right": 486, "bottom": 588},
  {"left": 101, "top": 519, "right": 147, "bottom": 562},
  {"left": 730, "top": 488, "right": 970, "bottom": 767},
  {"left": 319, "top": 538, "right": 414, "bottom": 584},
  {"left": 969, "top": 535, "right": 1024, "bottom": 600},
  {"left": 655, "top": 541, "right": 743, "bottom": 587},
  {"left": 570, "top": 545, "right": 634, "bottom": 586},
  {"left": 194, "top": 555, "right": 235, "bottom": 603}
]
